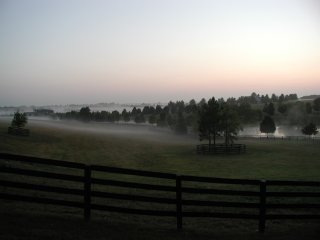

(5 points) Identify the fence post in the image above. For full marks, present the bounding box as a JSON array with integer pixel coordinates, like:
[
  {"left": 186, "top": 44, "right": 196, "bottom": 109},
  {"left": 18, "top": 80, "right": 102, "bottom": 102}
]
[
  {"left": 259, "top": 180, "right": 267, "bottom": 233},
  {"left": 176, "top": 175, "right": 182, "bottom": 230},
  {"left": 84, "top": 165, "right": 91, "bottom": 221}
]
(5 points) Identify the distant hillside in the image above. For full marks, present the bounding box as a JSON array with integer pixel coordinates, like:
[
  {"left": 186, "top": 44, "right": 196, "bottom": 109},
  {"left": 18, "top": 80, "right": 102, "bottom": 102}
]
[{"left": 300, "top": 95, "right": 320, "bottom": 100}]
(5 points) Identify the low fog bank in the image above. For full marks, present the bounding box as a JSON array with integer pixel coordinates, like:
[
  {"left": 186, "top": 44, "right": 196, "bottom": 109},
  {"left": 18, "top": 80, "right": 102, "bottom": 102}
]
[
  {"left": 0, "top": 116, "right": 198, "bottom": 145},
  {"left": 0, "top": 116, "right": 312, "bottom": 144},
  {"left": 239, "top": 125, "right": 306, "bottom": 137}
]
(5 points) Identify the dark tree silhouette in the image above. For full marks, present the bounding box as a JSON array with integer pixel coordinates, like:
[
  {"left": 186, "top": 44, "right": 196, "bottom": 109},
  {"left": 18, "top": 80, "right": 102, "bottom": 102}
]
[
  {"left": 121, "top": 109, "right": 130, "bottom": 122},
  {"left": 175, "top": 111, "right": 187, "bottom": 134},
  {"left": 301, "top": 123, "right": 318, "bottom": 137},
  {"left": 131, "top": 107, "right": 139, "bottom": 116},
  {"left": 11, "top": 112, "right": 28, "bottom": 128},
  {"left": 157, "top": 112, "right": 167, "bottom": 127},
  {"left": 271, "top": 93, "right": 278, "bottom": 102},
  {"left": 79, "top": 107, "right": 91, "bottom": 122},
  {"left": 313, "top": 98, "right": 320, "bottom": 111},
  {"left": 166, "top": 114, "right": 175, "bottom": 127},
  {"left": 198, "top": 97, "right": 220, "bottom": 146},
  {"left": 287, "top": 93, "right": 298, "bottom": 101},
  {"left": 260, "top": 116, "right": 276, "bottom": 137},
  {"left": 198, "top": 98, "right": 206, "bottom": 106},
  {"left": 278, "top": 94, "right": 285, "bottom": 103},
  {"left": 263, "top": 103, "right": 275, "bottom": 116},
  {"left": 277, "top": 104, "right": 287, "bottom": 114},
  {"left": 148, "top": 114, "right": 156, "bottom": 124},
  {"left": 111, "top": 111, "right": 120, "bottom": 122},
  {"left": 187, "top": 99, "right": 197, "bottom": 113},
  {"left": 8, "top": 112, "right": 30, "bottom": 136},
  {"left": 155, "top": 105, "right": 162, "bottom": 114},
  {"left": 237, "top": 103, "right": 261, "bottom": 123},
  {"left": 306, "top": 102, "right": 312, "bottom": 114},
  {"left": 134, "top": 114, "right": 145, "bottom": 123},
  {"left": 220, "top": 103, "right": 241, "bottom": 145}
]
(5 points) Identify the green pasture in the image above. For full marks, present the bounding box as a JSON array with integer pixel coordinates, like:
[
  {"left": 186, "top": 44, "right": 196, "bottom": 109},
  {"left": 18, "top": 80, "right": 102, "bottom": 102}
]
[
  {"left": 0, "top": 119, "right": 320, "bottom": 239},
  {"left": 0, "top": 120, "right": 319, "bottom": 181}
]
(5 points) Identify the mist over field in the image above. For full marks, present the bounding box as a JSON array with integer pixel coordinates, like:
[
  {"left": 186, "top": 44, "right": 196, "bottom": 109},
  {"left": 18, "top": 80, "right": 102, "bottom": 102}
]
[
  {"left": 0, "top": 114, "right": 308, "bottom": 142},
  {"left": 239, "top": 125, "right": 303, "bottom": 137},
  {"left": 0, "top": 116, "right": 197, "bottom": 144}
]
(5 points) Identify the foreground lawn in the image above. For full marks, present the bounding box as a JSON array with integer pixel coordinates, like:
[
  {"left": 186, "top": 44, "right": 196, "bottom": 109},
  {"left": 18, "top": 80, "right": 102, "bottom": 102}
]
[{"left": 1, "top": 209, "right": 319, "bottom": 240}]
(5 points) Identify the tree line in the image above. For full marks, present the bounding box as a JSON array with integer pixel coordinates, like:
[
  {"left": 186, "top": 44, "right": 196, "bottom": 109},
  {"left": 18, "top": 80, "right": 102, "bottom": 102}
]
[{"left": 51, "top": 93, "right": 319, "bottom": 138}]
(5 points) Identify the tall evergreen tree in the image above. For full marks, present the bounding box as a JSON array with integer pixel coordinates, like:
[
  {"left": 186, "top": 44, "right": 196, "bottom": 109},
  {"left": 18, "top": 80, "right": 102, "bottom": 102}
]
[
  {"left": 260, "top": 116, "right": 276, "bottom": 137},
  {"left": 11, "top": 112, "right": 28, "bottom": 128}
]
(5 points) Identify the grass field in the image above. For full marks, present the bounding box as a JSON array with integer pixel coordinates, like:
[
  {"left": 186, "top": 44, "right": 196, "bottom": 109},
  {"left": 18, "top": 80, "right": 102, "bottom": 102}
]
[
  {"left": 0, "top": 118, "right": 320, "bottom": 239},
  {"left": 1, "top": 119, "right": 320, "bottom": 181}
]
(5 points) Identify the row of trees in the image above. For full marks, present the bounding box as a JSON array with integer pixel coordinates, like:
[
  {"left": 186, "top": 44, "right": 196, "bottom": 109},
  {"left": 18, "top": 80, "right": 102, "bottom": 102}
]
[
  {"left": 259, "top": 103, "right": 319, "bottom": 137},
  {"left": 262, "top": 100, "right": 320, "bottom": 116},
  {"left": 57, "top": 103, "right": 192, "bottom": 134},
  {"left": 198, "top": 97, "right": 318, "bottom": 145},
  {"left": 237, "top": 92, "right": 298, "bottom": 105},
  {"left": 56, "top": 99, "right": 261, "bottom": 134},
  {"left": 52, "top": 95, "right": 319, "bottom": 138}
]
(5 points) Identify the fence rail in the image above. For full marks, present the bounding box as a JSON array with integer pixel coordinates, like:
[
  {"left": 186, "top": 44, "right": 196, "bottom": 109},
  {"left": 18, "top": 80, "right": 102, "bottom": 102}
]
[
  {"left": 1, "top": 152, "right": 320, "bottom": 232},
  {"left": 239, "top": 135, "right": 320, "bottom": 143},
  {"left": 196, "top": 144, "right": 246, "bottom": 154}
]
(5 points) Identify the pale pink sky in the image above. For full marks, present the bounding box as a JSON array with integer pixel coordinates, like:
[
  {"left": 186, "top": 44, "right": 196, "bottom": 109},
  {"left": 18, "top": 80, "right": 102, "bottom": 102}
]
[{"left": 0, "top": 0, "right": 319, "bottom": 105}]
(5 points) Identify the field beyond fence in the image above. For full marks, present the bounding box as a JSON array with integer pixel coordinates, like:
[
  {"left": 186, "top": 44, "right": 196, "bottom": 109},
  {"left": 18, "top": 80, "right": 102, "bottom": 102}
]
[{"left": 1, "top": 152, "right": 320, "bottom": 233}]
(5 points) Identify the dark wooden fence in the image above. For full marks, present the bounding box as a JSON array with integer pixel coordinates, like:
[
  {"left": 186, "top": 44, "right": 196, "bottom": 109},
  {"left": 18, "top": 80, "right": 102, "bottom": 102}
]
[
  {"left": 1, "top": 152, "right": 320, "bottom": 232},
  {"left": 196, "top": 144, "right": 246, "bottom": 154},
  {"left": 239, "top": 135, "right": 320, "bottom": 143}
]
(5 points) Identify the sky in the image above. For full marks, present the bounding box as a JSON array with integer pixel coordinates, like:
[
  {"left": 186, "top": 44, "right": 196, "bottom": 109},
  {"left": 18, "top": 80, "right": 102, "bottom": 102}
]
[{"left": 0, "top": 0, "right": 319, "bottom": 106}]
